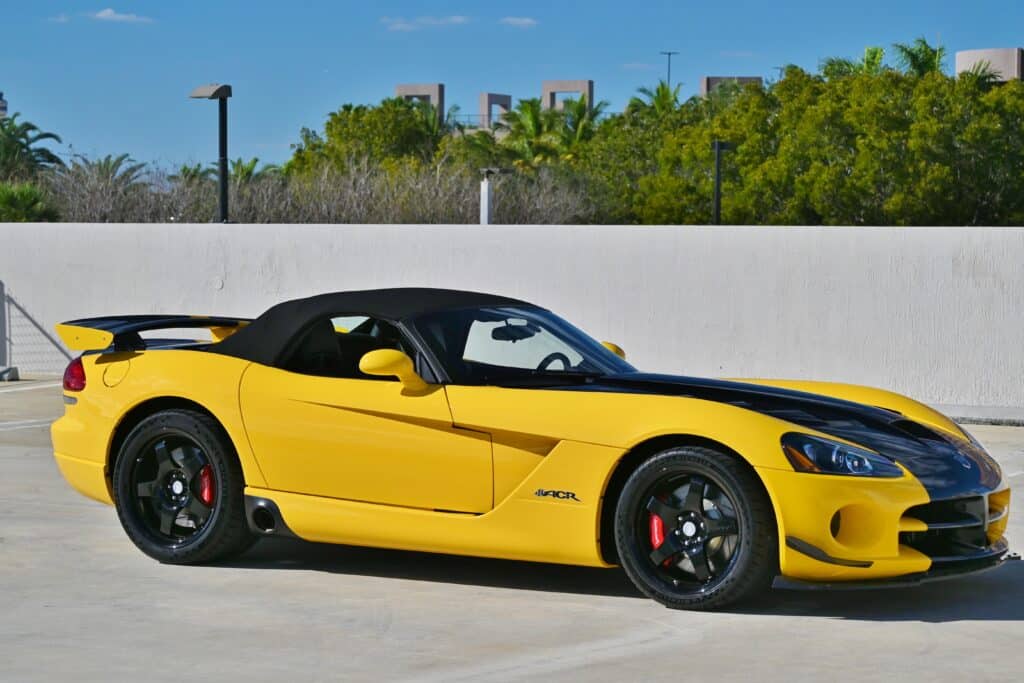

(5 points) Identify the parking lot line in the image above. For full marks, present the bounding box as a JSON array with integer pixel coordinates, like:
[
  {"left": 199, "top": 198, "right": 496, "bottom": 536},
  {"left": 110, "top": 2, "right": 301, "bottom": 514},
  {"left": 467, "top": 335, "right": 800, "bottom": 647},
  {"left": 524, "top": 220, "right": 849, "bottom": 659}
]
[
  {"left": 0, "top": 418, "right": 54, "bottom": 431},
  {"left": 0, "top": 381, "right": 62, "bottom": 394}
]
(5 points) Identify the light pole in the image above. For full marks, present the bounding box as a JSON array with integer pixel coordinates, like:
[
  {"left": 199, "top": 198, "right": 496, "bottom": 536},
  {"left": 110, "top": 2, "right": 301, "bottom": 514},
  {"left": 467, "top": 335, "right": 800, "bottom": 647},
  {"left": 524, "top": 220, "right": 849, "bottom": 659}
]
[
  {"left": 660, "top": 51, "right": 679, "bottom": 87},
  {"left": 711, "top": 140, "right": 735, "bottom": 225},
  {"left": 189, "top": 84, "right": 232, "bottom": 223}
]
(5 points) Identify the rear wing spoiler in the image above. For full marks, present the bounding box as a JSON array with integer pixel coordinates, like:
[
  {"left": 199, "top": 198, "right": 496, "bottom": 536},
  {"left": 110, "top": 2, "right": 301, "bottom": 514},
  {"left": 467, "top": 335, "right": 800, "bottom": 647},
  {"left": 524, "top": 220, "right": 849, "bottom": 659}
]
[{"left": 55, "top": 315, "right": 251, "bottom": 352}]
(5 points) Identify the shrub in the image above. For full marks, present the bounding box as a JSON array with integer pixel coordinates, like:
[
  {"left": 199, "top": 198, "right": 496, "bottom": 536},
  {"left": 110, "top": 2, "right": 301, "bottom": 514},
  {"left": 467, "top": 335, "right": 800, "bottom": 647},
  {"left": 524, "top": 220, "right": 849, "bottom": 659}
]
[{"left": 0, "top": 183, "right": 59, "bottom": 222}]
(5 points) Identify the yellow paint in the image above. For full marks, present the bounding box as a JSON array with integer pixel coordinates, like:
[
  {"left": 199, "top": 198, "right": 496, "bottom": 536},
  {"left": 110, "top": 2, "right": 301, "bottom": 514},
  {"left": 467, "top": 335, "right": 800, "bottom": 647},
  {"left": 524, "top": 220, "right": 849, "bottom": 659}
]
[
  {"left": 51, "top": 350, "right": 268, "bottom": 499},
  {"left": 55, "top": 323, "right": 114, "bottom": 351},
  {"left": 239, "top": 364, "right": 492, "bottom": 513},
  {"left": 248, "top": 440, "right": 625, "bottom": 566},
  {"left": 209, "top": 323, "right": 248, "bottom": 342},
  {"left": 600, "top": 341, "right": 626, "bottom": 359},
  {"left": 757, "top": 466, "right": 932, "bottom": 580},
  {"left": 358, "top": 349, "right": 429, "bottom": 392}
]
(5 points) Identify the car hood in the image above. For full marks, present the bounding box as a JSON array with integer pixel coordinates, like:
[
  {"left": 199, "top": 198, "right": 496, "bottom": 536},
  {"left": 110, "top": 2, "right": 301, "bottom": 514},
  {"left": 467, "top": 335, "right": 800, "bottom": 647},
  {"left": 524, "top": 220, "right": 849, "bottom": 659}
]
[{"left": 563, "top": 372, "right": 1003, "bottom": 499}]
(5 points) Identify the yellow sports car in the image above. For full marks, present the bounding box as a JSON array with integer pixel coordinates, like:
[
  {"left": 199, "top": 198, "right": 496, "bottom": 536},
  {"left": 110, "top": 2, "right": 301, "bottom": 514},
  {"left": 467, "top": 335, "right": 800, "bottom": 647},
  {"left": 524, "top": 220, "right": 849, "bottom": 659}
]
[{"left": 51, "top": 288, "right": 1011, "bottom": 609}]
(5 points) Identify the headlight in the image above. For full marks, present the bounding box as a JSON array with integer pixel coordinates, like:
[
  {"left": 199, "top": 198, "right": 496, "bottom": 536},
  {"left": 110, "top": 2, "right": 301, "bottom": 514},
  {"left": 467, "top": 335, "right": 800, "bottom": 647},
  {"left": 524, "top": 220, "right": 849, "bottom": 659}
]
[{"left": 781, "top": 433, "right": 903, "bottom": 478}]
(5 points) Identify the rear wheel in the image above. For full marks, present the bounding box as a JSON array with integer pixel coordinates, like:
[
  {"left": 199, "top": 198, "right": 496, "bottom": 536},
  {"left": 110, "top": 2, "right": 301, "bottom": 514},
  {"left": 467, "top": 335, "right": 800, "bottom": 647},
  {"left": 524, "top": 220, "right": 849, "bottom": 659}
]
[
  {"left": 614, "top": 446, "right": 777, "bottom": 610},
  {"left": 113, "top": 409, "right": 254, "bottom": 563}
]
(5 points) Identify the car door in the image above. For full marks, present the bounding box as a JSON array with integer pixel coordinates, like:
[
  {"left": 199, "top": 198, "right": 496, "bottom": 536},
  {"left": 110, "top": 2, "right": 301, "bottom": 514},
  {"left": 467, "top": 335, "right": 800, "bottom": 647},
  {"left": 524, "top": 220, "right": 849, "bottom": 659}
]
[{"left": 238, "top": 315, "right": 493, "bottom": 514}]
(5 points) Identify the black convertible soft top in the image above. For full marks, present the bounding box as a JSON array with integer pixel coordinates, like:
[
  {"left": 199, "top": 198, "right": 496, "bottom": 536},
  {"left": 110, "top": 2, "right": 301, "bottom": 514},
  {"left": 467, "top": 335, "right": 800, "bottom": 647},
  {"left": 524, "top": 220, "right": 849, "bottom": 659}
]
[{"left": 211, "top": 288, "right": 533, "bottom": 366}]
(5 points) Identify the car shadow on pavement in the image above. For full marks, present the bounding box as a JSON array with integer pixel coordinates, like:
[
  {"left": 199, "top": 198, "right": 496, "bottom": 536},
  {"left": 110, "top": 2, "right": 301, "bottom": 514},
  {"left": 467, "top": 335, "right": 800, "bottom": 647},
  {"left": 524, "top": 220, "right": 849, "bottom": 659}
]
[
  {"left": 226, "top": 537, "right": 644, "bottom": 598},
  {"left": 741, "top": 559, "right": 1024, "bottom": 622},
  {"left": 225, "top": 538, "right": 1024, "bottom": 621}
]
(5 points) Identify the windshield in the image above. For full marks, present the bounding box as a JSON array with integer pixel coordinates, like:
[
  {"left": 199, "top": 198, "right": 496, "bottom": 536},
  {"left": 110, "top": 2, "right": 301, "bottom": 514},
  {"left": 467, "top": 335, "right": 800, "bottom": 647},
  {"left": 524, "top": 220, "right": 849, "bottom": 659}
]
[{"left": 412, "top": 306, "right": 634, "bottom": 385}]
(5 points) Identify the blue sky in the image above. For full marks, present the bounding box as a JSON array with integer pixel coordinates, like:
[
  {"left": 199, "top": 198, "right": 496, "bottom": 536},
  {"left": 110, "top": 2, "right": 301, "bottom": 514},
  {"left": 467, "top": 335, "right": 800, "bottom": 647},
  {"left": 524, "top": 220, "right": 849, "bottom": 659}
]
[{"left": 3, "top": 1, "right": 1021, "bottom": 167}]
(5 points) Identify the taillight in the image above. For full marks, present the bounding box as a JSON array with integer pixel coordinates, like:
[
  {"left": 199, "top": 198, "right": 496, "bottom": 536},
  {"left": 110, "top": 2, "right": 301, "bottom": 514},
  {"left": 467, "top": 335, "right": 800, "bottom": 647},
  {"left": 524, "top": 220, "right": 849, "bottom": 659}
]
[{"left": 63, "top": 357, "right": 86, "bottom": 392}]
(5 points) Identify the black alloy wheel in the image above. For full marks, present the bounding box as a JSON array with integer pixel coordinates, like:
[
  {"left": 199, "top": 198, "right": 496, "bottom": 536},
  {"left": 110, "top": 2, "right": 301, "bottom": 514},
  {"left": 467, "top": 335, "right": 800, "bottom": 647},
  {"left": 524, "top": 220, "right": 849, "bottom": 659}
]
[
  {"left": 113, "top": 409, "right": 254, "bottom": 564},
  {"left": 130, "top": 435, "right": 217, "bottom": 541},
  {"left": 615, "top": 446, "right": 777, "bottom": 610}
]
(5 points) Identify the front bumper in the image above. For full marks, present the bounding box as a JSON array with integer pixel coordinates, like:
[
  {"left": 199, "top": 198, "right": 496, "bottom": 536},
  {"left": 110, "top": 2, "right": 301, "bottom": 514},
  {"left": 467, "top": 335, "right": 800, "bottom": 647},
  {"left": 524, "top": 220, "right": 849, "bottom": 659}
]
[
  {"left": 757, "top": 465, "right": 1012, "bottom": 583},
  {"left": 774, "top": 547, "right": 1016, "bottom": 590}
]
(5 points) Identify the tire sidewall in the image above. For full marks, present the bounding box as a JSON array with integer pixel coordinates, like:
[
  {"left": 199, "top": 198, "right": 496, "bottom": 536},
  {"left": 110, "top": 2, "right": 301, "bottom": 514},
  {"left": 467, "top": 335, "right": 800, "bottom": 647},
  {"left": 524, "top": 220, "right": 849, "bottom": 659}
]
[
  {"left": 615, "top": 448, "right": 769, "bottom": 609},
  {"left": 113, "top": 410, "right": 240, "bottom": 562}
]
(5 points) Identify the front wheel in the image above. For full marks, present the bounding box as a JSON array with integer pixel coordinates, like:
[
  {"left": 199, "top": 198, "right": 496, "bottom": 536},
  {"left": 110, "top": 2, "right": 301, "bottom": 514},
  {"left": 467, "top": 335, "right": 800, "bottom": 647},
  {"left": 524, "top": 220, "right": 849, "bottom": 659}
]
[
  {"left": 614, "top": 446, "right": 777, "bottom": 610},
  {"left": 113, "top": 409, "right": 254, "bottom": 564}
]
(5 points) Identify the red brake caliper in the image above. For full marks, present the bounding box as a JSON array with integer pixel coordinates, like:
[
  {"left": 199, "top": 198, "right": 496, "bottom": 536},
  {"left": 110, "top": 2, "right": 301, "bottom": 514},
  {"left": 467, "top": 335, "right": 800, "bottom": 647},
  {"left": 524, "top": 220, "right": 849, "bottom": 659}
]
[
  {"left": 649, "top": 513, "right": 665, "bottom": 549},
  {"left": 198, "top": 465, "right": 215, "bottom": 506}
]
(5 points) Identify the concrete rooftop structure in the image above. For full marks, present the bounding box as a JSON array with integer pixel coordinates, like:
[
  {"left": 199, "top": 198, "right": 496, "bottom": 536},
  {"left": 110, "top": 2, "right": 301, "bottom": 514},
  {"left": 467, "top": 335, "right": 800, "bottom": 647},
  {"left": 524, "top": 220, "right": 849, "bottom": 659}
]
[
  {"left": 955, "top": 48, "right": 1024, "bottom": 81},
  {"left": 395, "top": 83, "right": 445, "bottom": 122},
  {"left": 393, "top": 80, "right": 597, "bottom": 129},
  {"left": 478, "top": 93, "right": 512, "bottom": 129},
  {"left": 541, "top": 80, "right": 595, "bottom": 110}
]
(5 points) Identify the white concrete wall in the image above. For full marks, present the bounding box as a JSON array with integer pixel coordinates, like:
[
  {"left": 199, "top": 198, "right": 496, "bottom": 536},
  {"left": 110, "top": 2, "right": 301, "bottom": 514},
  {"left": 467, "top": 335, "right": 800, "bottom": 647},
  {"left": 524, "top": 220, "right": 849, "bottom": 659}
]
[{"left": 1, "top": 223, "right": 1022, "bottom": 409}]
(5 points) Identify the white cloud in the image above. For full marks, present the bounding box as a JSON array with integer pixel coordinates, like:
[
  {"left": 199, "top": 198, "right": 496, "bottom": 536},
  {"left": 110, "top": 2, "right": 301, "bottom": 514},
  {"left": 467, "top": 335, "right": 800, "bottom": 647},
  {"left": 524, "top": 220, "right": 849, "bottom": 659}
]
[
  {"left": 90, "top": 8, "right": 153, "bottom": 23},
  {"left": 381, "top": 16, "right": 470, "bottom": 32},
  {"left": 500, "top": 16, "right": 538, "bottom": 29},
  {"left": 48, "top": 13, "right": 71, "bottom": 23}
]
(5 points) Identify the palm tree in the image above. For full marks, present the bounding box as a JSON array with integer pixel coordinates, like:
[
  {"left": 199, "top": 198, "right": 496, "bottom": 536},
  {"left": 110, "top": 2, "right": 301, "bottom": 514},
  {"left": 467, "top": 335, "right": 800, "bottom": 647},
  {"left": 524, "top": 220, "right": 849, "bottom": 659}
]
[
  {"left": 821, "top": 46, "right": 887, "bottom": 79},
  {"left": 230, "top": 157, "right": 280, "bottom": 184},
  {"left": 559, "top": 95, "right": 610, "bottom": 154},
  {"left": 627, "top": 81, "right": 681, "bottom": 116},
  {"left": 416, "top": 101, "right": 464, "bottom": 142},
  {"left": 495, "top": 98, "right": 564, "bottom": 169},
  {"left": 893, "top": 37, "right": 946, "bottom": 77},
  {"left": 70, "top": 153, "right": 147, "bottom": 186},
  {"left": 959, "top": 60, "right": 1003, "bottom": 90},
  {"left": 0, "top": 182, "right": 59, "bottom": 222},
  {"left": 171, "top": 163, "right": 216, "bottom": 184},
  {"left": 0, "top": 113, "right": 64, "bottom": 181}
]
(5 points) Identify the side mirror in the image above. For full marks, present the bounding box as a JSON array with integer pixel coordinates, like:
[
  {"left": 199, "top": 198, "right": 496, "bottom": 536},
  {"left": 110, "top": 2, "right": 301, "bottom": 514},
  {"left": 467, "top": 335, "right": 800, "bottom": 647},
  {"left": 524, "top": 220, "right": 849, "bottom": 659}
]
[
  {"left": 601, "top": 341, "right": 626, "bottom": 360},
  {"left": 359, "top": 349, "right": 429, "bottom": 391}
]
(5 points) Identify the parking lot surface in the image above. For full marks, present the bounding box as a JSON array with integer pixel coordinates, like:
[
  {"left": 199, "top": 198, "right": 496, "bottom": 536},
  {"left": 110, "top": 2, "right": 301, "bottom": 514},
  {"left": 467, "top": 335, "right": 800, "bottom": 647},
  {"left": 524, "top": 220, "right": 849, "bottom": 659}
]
[{"left": 2, "top": 381, "right": 1022, "bottom": 682}]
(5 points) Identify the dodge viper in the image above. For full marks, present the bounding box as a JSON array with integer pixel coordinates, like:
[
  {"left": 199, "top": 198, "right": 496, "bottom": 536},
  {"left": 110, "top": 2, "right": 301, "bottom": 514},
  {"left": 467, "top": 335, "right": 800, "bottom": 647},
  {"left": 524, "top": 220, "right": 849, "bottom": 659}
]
[{"left": 51, "top": 288, "right": 1012, "bottom": 609}]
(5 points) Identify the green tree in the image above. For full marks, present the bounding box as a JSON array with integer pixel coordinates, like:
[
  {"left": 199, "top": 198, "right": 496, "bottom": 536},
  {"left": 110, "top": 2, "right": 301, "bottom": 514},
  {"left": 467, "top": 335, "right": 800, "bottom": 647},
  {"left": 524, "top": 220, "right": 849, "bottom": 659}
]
[
  {"left": 893, "top": 37, "right": 947, "bottom": 77},
  {"left": 288, "top": 97, "right": 449, "bottom": 174},
  {"left": 821, "top": 46, "right": 887, "bottom": 79},
  {"left": 494, "top": 98, "right": 564, "bottom": 169},
  {"left": 0, "top": 113, "right": 64, "bottom": 181},
  {"left": 0, "top": 182, "right": 58, "bottom": 221},
  {"left": 558, "top": 95, "right": 610, "bottom": 158},
  {"left": 230, "top": 157, "right": 280, "bottom": 184},
  {"left": 626, "top": 81, "right": 682, "bottom": 117},
  {"left": 171, "top": 163, "right": 216, "bottom": 184},
  {"left": 67, "top": 153, "right": 147, "bottom": 186}
]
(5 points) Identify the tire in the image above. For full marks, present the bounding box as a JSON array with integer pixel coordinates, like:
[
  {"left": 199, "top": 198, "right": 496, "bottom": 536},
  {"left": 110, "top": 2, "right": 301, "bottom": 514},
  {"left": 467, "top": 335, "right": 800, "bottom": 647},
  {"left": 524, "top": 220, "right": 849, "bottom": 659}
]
[
  {"left": 112, "top": 409, "right": 255, "bottom": 564},
  {"left": 614, "top": 446, "right": 777, "bottom": 610}
]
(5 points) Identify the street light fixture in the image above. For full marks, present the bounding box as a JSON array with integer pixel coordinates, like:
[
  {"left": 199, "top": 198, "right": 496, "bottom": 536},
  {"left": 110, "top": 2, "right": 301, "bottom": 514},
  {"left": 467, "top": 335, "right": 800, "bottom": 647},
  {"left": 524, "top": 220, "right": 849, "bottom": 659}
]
[
  {"left": 711, "top": 140, "right": 735, "bottom": 225},
  {"left": 660, "top": 51, "right": 679, "bottom": 88},
  {"left": 189, "top": 83, "right": 232, "bottom": 223}
]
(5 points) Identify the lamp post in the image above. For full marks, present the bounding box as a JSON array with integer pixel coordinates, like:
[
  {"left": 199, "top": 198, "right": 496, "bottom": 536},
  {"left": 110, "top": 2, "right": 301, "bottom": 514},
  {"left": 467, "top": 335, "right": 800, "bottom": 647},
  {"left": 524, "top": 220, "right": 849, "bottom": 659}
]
[
  {"left": 711, "top": 140, "right": 735, "bottom": 225},
  {"left": 479, "top": 168, "right": 512, "bottom": 225},
  {"left": 660, "top": 51, "right": 679, "bottom": 88},
  {"left": 189, "top": 84, "right": 232, "bottom": 223}
]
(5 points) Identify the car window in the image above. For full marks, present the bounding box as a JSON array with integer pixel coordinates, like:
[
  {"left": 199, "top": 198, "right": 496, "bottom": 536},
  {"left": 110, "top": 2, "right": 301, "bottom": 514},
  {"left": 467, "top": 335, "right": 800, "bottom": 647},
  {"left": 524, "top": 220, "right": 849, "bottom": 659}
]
[
  {"left": 331, "top": 316, "right": 369, "bottom": 334},
  {"left": 282, "top": 315, "right": 408, "bottom": 380},
  {"left": 463, "top": 319, "right": 583, "bottom": 370},
  {"left": 412, "top": 305, "right": 634, "bottom": 385}
]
